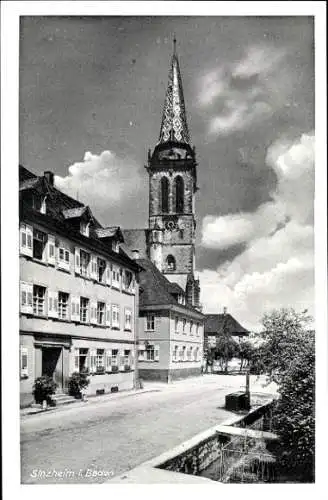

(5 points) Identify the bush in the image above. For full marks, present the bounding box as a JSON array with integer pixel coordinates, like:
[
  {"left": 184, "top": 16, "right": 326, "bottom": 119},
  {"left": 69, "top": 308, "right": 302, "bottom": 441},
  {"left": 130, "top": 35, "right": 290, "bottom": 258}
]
[
  {"left": 32, "top": 376, "right": 57, "bottom": 404},
  {"left": 68, "top": 372, "right": 90, "bottom": 398}
]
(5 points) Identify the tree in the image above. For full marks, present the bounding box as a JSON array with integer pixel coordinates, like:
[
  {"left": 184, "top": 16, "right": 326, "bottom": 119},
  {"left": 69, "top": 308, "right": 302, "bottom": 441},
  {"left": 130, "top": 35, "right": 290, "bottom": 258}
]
[
  {"left": 213, "top": 334, "right": 240, "bottom": 372},
  {"left": 255, "top": 308, "right": 315, "bottom": 482},
  {"left": 238, "top": 339, "right": 255, "bottom": 372}
]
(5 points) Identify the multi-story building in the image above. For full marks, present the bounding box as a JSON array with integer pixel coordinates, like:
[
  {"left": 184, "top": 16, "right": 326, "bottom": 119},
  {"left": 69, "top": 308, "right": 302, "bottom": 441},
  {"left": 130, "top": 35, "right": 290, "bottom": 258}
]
[
  {"left": 19, "top": 166, "right": 140, "bottom": 407},
  {"left": 135, "top": 257, "right": 204, "bottom": 382}
]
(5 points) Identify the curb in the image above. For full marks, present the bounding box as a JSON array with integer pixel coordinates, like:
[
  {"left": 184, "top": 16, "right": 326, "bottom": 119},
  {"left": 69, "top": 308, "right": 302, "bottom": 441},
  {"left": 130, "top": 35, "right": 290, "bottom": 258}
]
[{"left": 20, "top": 388, "right": 162, "bottom": 419}]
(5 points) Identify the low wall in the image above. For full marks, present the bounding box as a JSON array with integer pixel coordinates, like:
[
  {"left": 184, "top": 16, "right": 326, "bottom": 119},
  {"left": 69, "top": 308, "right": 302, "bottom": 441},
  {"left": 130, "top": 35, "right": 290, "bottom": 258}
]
[
  {"left": 139, "top": 367, "right": 202, "bottom": 383},
  {"left": 109, "top": 397, "right": 277, "bottom": 483}
]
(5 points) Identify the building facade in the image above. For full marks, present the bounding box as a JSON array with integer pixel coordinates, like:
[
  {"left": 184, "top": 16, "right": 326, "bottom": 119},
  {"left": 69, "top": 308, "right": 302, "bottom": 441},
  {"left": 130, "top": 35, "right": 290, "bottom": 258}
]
[
  {"left": 19, "top": 166, "right": 139, "bottom": 407},
  {"left": 136, "top": 258, "right": 204, "bottom": 382}
]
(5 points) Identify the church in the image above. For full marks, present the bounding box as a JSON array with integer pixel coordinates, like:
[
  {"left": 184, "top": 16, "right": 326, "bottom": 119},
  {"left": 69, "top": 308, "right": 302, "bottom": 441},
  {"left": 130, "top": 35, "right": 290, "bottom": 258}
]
[{"left": 123, "top": 40, "right": 205, "bottom": 382}]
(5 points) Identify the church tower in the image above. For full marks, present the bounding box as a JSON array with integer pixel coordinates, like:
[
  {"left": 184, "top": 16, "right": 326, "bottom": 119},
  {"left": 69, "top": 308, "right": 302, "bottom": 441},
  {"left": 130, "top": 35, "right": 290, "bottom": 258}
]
[{"left": 146, "top": 39, "right": 201, "bottom": 309}]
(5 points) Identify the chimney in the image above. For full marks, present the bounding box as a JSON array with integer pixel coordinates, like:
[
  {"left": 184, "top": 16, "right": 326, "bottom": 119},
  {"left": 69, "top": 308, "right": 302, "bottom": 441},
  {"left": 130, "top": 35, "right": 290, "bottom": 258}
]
[
  {"left": 223, "top": 307, "right": 227, "bottom": 315},
  {"left": 132, "top": 249, "right": 140, "bottom": 261},
  {"left": 44, "top": 171, "right": 54, "bottom": 187}
]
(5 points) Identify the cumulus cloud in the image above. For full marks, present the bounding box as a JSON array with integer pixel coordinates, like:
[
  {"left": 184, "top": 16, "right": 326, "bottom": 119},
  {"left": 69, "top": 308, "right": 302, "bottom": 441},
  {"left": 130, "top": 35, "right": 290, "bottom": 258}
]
[
  {"left": 55, "top": 150, "right": 142, "bottom": 217},
  {"left": 198, "top": 131, "right": 315, "bottom": 330},
  {"left": 197, "top": 44, "right": 288, "bottom": 136}
]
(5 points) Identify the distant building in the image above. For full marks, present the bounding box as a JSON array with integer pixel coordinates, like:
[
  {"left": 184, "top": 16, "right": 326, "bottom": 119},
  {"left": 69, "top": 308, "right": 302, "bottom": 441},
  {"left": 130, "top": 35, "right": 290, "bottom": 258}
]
[
  {"left": 19, "top": 166, "right": 140, "bottom": 407},
  {"left": 204, "top": 309, "right": 249, "bottom": 351},
  {"left": 134, "top": 257, "right": 204, "bottom": 382}
]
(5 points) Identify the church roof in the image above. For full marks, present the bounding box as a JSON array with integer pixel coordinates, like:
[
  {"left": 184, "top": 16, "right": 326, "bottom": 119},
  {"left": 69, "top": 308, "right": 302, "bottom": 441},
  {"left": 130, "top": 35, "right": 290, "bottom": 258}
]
[
  {"left": 137, "top": 258, "right": 202, "bottom": 317},
  {"left": 158, "top": 39, "right": 191, "bottom": 145},
  {"left": 205, "top": 314, "right": 249, "bottom": 337}
]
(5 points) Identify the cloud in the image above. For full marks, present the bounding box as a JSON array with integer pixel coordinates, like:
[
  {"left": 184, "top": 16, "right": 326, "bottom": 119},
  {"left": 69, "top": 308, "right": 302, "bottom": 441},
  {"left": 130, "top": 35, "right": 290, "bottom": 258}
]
[
  {"left": 198, "top": 131, "right": 314, "bottom": 330},
  {"left": 55, "top": 150, "right": 142, "bottom": 219},
  {"left": 197, "top": 45, "right": 288, "bottom": 136}
]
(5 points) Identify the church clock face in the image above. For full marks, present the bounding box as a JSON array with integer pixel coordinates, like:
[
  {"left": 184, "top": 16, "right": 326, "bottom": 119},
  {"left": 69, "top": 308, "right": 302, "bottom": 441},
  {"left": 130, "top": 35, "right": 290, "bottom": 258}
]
[{"left": 165, "top": 220, "right": 177, "bottom": 231}]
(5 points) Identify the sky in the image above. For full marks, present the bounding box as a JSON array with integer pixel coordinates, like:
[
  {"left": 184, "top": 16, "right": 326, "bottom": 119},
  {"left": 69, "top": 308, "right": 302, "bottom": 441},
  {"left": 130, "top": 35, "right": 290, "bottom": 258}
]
[{"left": 19, "top": 15, "right": 315, "bottom": 330}]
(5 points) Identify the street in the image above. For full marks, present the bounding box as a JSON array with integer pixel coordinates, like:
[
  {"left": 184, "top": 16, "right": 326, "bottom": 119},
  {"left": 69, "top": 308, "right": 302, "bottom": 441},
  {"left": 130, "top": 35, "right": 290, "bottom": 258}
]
[{"left": 21, "top": 374, "right": 275, "bottom": 484}]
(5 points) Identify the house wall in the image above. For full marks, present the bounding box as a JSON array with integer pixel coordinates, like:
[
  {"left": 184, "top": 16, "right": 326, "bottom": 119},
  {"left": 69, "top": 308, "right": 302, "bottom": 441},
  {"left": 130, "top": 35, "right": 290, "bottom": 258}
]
[
  {"left": 138, "top": 309, "right": 204, "bottom": 382},
  {"left": 19, "top": 220, "right": 137, "bottom": 407}
]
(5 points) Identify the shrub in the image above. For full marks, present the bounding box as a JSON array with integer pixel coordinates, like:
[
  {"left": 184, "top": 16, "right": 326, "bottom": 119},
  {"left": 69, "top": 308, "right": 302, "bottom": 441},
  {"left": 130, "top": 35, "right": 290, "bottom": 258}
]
[
  {"left": 32, "top": 376, "right": 57, "bottom": 404},
  {"left": 68, "top": 372, "right": 90, "bottom": 398}
]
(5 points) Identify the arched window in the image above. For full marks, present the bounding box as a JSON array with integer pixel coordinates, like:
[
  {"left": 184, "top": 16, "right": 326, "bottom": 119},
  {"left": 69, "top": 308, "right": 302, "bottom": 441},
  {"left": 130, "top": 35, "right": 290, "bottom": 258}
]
[
  {"left": 161, "top": 177, "right": 169, "bottom": 213},
  {"left": 175, "top": 176, "right": 184, "bottom": 213},
  {"left": 166, "top": 254, "right": 176, "bottom": 271}
]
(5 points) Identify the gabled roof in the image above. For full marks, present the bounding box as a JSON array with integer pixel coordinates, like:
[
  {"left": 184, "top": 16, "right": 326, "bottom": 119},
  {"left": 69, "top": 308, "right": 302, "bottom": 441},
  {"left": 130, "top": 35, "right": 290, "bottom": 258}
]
[
  {"left": 95, "top": 226, "right": 124, "bottom": 242},
  {"left": 122, "top": 229, "right": 148, "bottom": 258},
  {"left": 205, "top": 314, "right": 249, "bottom": 336},
  {"left": 62, "top": 206, "right": 89, "bottom": 219},
  {"left": 137, "top": 258, "right": 199, "bottom": 315}
]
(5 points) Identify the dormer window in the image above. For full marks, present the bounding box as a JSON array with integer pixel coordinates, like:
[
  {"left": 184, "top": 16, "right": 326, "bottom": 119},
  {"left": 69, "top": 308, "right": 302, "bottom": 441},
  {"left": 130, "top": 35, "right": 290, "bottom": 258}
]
[
  {"left": 80, "top": 222, "right": 90, "bottom": 237},
  {"left": 112, "top": 240, "right": 119, "bottom": 253},
  {"left": 31, "top": 194, "right": 47, "bottom": 214},
  {"left": 166, "top": 255, "right": 176, "bottom": 271},
  {"left": 40, "top": 196, "right": 47, "bottom": 214}
]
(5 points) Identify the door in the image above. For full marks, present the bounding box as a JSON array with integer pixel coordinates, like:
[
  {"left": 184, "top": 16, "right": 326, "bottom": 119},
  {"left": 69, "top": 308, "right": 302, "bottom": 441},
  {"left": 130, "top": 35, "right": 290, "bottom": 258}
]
[{"left": 42, "top": 347, "right": 63, "bottom": 391}]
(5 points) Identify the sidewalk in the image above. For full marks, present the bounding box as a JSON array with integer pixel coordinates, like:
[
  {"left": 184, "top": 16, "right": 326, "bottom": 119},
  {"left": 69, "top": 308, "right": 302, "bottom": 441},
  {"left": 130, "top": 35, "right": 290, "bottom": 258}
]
[{"left": 20, "top": 385, "right": 164, "bottom": 419}]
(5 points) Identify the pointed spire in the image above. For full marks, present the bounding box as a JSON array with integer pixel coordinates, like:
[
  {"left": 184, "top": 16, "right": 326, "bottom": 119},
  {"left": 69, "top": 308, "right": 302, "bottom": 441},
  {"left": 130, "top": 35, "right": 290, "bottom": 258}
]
[{"left": 158, "top": 37, "right": 191, "bottom": 145}]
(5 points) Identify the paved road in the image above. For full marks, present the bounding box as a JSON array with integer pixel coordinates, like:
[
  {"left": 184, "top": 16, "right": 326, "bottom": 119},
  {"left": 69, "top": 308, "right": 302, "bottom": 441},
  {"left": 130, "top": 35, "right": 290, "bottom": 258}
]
[{"left": 21, "top": 375, "right": 273, "bottom": 484}]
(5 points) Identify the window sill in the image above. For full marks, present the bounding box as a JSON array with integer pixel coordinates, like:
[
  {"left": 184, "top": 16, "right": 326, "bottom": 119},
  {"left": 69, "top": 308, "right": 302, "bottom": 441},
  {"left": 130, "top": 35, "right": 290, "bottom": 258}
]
[
  {"left": 122, "top": 289, "right": 135, "bottom": 296},
  {"left": 20, "top": 375, "right": 29, "bottom": 380},
  {"left": 57, "top": 266, "right": 71, "bottom": 274},
  {"left": 111, "top": 284, "right": 121, "bottom": 292},
  {"left": 124, "top": 328, "right": 132, "bottom": 332},
  {"left": 111, "top": 326, "right": 120, "bottom": 330},
  {"left": 145, "top": 329, "right": 155, "bottom": 333}
]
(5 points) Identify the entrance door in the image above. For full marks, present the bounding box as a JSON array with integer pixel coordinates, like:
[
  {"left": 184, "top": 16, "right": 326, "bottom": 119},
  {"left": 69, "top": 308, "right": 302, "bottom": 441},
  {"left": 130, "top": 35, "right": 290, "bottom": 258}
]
[{"left": 42, "top": 347, "right": 63, "bottom": 391}]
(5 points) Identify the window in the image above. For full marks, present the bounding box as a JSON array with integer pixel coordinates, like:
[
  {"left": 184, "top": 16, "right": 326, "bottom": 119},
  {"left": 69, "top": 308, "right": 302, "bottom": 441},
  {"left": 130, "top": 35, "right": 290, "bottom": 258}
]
[
  {"left": 173, "top": 345, "right": 178, "bottom": 362},
  {"left": 182, "top": 318, "right": 186, "bottom": 334},
  {"left": 124, "top": 349, "right": 131, "bottom": 366},
  {"left": 80, "top": 250, "right": 90, "bottom": 277},
  {"left": 112, "top": 266, "right": 120, "bottom": 288},
  {"left": 58, "top": 292, "right": 69, "bottom": 320},
  {"left": 20, "top": 347, "right": 28, "bottom": 378},
  {"left": 146, "top": 345, "right": 155, "bottom": 361},
  {"left": 80, "top": 222, "right": 90, "bottom": 237},
  {"left": 194, "top": 347, "right": 199, "bottom": 361},
  {"left": 33, "top": 285, "right": 46, "bottom": 316},
  {"left": 33, "top": 229, "right": 47, "bottom": 260},
  {"left": 58, "top": 247, "right": 70, "bottom": 267},
  {"left": 166, "top": 255, "right": 176, "bottom": 271},
  {"left": 190, "top": 321, "right": 193, "bottom": 335},
  {"left": 111, "top": 349, "right": 118, "bottom": 367},
  {"left": 161, "top": 176, "right": 169, "bottom": 213},
  {"left": 96, "top": 349, "right": 105, "bottom": 372},
  {"left": 124, "top": 309, "right": 132, "bottom": 331},
  {"left": 20, "top": 224, "right": 33, "bottom": 256},
  {"left": 196, "top": 323, "right": 200, "bottom": 336},
  {"left": 112, "top": 304, "right": 120, "bottom": 329},
  {"left": 97, "top": 258, "right": 106, "bottom": 283},
  {"left": 180, "top": 345, "right": 186, "bottom": 361},
  {"left": 175, "top": 316, "right": 179, "bottom": 332},
  {"left": 80, "top": 297, "right": 89, "bottom": 323},
  {"left": 123, "top": 270, "right": 134, "bottom": 292},
  {"left": 146, "top": 314, "right": 155, "bottom": 331},
  {"left": 175, "top": 175, "right": 184, "bottom": 212},
  {"left": 74, "top": 348, "right": 89, "bottom": 373},
  {"left": 97, "top": 302, "right": 105, "bottom": 325},
  {"left": 112, "top": 240, "right": 119, "bottom": 253}
]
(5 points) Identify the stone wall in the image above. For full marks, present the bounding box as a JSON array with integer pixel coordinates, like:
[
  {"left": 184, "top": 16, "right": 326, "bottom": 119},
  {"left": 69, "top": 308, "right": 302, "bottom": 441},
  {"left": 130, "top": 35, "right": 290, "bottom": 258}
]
[{"left": 139, "top": 366, "right": 202, "bottom": 383}]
